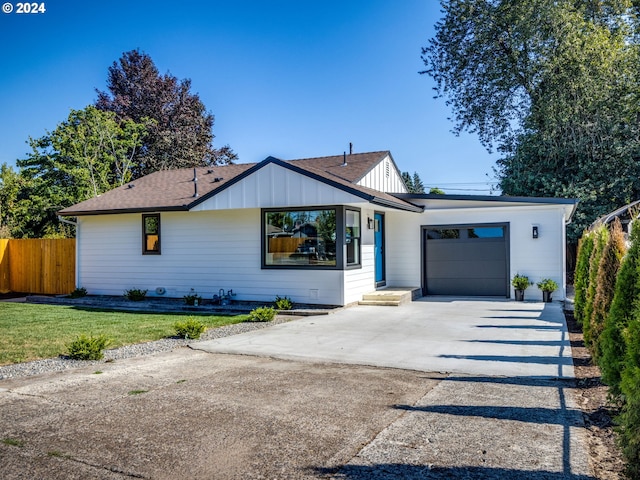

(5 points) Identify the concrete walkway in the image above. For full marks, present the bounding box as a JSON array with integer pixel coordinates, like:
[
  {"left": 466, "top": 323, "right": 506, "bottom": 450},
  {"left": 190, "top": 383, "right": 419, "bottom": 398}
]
[{"left": 195, "top": 298, "right": 575, "bottom": 378}]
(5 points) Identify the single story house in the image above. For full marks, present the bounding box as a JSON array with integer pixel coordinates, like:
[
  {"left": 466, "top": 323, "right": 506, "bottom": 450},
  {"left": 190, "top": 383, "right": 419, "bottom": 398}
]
[{"left": 59, "top": 151, "right": 577, "bottom": 305}]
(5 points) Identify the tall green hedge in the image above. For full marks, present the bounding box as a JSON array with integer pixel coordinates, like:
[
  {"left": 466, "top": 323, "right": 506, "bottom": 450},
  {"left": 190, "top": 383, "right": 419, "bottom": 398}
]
[
  {"left": 583, "top": 225, "right": 609, "bottom": 345},
  {"left": 600, "top": 220, "right": 640, "bottom": 396},
  {"left": 591, "top": 219, "right": 626, "bottom": 359},
  {"left": 619, "top": 319, "right": 640, "bottom": 479},
  {"left": 574, "top": 232, "right": 595, "bottom": 325}
]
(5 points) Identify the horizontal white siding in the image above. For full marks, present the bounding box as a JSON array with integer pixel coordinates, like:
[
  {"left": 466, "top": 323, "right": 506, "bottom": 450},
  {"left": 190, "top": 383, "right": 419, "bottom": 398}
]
[
  {"left": 191, "top": 163, "right": 364, "bottom": 211},
  {"left": 384, "top": 205, "right": 569, "bottom": 300},
  {"left": 77, "top": 210, "right": 345, "bottom": 305},
  {"left": 344, "top": 245, "right": 375, "bottom": 304}
]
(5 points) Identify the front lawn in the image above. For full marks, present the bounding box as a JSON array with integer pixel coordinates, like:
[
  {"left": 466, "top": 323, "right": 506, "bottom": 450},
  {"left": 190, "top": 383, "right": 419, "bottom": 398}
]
[{"left": 0, "top": 303, "right": 247, "bottom": 365}]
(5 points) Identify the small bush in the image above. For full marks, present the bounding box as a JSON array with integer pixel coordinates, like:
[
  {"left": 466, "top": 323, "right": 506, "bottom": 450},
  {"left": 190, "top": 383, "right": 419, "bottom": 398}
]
[
  {"left": 173, "top": 317, "right": 206, "bottom": 339},
  {"left": 183, "top": 289, "right": 203, "bottom": 306},
  {"left": 511, "top": 274, "right": 531, "bottom": 291},
  {"left": 67, "top": 334, "right": 111, "bottom": 360},
  {"left": 247, "top": 306, "right": 276, "bottom": 322},
  {"left": 274, "top": 295, "right": 294, "bottom": 310},
  {"left": 536, "top": 279, "right": 558, "bottom": 292},
  {"left": 68, "top": 287, "right": 87, "bottom": 298},
  {"left": 124, "top": 288, "right": 147, "bottom": 301}
]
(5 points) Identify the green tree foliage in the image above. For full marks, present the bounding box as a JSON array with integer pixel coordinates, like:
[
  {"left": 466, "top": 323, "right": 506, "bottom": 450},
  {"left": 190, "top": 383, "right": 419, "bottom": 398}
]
[
  {"left": 583, "top": 225, "right": 608, "bottom": 345},
  {"left": 429, "top": 187, "right": 446, "bottom": 195},
  {"left": 13, "top": 106, "right": 146, "bottom": 238},
  {"left": 590, "top": 218, "right": 626, "bottom": 358},
  {"left": 96, "top": 49, "right": 237, "bottom": 176},
  {"left": 574, "top": 232, "right": 595, "bottom": 325},
  {"left": 600, "top": 219, "right": 640, "bottom": 395},
  {"left": 401, "top": 171, "right": 426, "bottom": 193},
  {"left": 423, "top": 0, "right": 640, "bottom": 242},
  {"left": 0, "top": 164, "right": 23, "bottom": 237}
]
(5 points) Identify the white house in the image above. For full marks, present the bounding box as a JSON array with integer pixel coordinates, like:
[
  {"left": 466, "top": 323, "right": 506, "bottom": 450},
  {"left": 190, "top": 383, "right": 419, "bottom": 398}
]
[{"left": 59, "top": 151, "right": 577, "bottom": 305}]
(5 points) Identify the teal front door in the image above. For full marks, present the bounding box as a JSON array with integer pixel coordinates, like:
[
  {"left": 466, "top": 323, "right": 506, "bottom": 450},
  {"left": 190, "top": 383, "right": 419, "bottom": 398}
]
[{"left": 374, "top": 213, "right": 385, "bottom": 286}]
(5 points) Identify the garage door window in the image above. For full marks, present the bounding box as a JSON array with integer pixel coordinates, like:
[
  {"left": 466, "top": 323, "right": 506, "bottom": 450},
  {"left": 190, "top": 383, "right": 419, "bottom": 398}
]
[{"left": 468, "top": 227, "right": 504, "bottom": 238}]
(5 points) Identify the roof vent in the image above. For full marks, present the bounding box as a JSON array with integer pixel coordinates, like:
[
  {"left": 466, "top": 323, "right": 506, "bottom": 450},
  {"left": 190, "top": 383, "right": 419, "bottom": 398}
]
[
  {"left": 207, "top": 169, "right": 214, "bottom": 174},
  {"left": 127, "top": 184, "right": 135, "bottom": 189},
  {"left": 213, "top": 177, "right": 224, "bottom": 183},
  {"left": 349, "top": 142, "right": 353, "bottom": 155},
  {"left": 342, "top": 152, "right": 347, "bottom": 167},
  {"left": 193, "top": 168, "right": 199, "bottom": 198}
]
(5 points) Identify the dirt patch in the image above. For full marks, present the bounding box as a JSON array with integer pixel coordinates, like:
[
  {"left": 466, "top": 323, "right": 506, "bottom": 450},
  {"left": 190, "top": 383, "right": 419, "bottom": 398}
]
[{"left": 566, "top": 310, "right": 626, "bottom": 479}]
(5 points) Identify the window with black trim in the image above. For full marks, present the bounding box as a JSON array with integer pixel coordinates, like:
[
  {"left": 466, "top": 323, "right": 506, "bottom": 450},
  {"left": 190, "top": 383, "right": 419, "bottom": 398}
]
[
  {"left": 346, "top": 209, "right": 361, "bottom": 266},
  {"left": 143, "top": 214, "right": 161, "bottom": 254},
  {"left": 264, "top": 209, "right": 337, "bottom": 266},
  {"left": 262, "top": 206, "right": 362, "bottom": 269}
]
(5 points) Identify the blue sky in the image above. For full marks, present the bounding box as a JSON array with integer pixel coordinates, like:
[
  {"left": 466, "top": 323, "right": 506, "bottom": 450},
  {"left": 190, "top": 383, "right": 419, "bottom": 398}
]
[{"left": 0, "top": 0, "right": 499, "bottom": 193}]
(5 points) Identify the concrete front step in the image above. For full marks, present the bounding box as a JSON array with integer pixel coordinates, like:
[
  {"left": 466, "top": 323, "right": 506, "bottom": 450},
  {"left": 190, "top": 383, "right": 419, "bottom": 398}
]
[{"left": 358, "top": 287, "right": 421, "bottom": 306}]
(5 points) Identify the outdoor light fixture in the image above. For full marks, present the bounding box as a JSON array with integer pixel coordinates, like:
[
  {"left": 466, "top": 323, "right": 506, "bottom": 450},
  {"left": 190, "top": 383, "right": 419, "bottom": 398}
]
[
  {"left": 532, "top": 225, "right": 539, "bottom": 239},
  {"left": 367, "top": 217, "right": 374, "bottom": 229}
]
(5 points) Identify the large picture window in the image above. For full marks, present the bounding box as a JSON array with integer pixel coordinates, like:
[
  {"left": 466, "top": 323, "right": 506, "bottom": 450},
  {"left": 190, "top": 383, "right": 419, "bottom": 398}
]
[
  {"left": 264, "top": 209, "right": 337, "bottom": 266},
  {"left": 142, "top": 214, "right": 161, "bottom": 254}
]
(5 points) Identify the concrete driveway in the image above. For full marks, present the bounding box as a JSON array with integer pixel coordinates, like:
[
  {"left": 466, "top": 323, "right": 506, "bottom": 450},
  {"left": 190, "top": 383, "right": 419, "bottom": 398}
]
[
  {"left": 195, "top": 298, "right": 574, "bottom": 378},
  {"left": 1, "top": 298, "right": 593, "bottom": 479}
]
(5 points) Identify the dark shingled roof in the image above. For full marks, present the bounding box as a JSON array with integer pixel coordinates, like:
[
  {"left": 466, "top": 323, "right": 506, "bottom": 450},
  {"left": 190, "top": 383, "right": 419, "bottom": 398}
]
[{"left": 59, "top": 151, "right": 421, "bottom": 216}]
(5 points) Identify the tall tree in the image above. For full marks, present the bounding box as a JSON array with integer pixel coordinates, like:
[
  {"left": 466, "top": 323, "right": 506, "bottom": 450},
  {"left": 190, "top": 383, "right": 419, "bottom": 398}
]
[
  {"left": 422, "top": 0, "right": 640, "bottom": 241},
  {"left": 402, "top": 171, "right": 426, "bottom": 193},
  {"left": 96, "top": 49, "right": 237, "bottom": 176},
  {"left": 13, "top": 106, "right": 146, "bottom": 237}
]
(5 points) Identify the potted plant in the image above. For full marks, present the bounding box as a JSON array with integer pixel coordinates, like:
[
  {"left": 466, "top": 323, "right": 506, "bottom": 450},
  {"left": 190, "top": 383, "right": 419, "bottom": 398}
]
[
  {"left": 536, "top": 279, "right": 559, "bottom": 303},
  {"left": 511, "top": 274, "right": 532, "bottom": 301}
]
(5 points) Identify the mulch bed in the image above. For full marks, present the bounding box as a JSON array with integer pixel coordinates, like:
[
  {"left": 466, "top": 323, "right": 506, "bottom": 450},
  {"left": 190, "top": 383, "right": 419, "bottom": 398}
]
[{"left": 566, "top": 310, "right": 626, "bottom": 479}]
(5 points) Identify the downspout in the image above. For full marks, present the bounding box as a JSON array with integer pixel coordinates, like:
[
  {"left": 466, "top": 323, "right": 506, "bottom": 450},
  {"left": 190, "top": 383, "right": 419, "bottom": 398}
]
[{"left": 57, "top": 215, "right": 77, "bottom": 227}]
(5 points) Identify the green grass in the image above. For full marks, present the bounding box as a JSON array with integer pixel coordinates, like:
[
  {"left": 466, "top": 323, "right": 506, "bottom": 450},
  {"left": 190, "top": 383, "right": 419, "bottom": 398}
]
[
  {"left": 2, "top": 438, "right": 25, "bottom": 447},
  {"left": 0, "top": 303, "right": 247, "bottom": 366},
  {"left": 128, "top": 389, "right": 148, "bottom": 395}
]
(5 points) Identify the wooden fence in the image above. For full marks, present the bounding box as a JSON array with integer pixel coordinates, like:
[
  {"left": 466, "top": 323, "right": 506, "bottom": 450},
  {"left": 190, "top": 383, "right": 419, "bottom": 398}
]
[{"left": 0, "top": 239, "right": 75, "bottom": 295}]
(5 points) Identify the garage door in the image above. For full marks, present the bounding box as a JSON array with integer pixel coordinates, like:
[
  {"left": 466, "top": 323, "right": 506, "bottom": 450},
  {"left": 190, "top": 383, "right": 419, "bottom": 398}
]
[{"left": 424, "top": 224, "right": 509, "bottom": 296}]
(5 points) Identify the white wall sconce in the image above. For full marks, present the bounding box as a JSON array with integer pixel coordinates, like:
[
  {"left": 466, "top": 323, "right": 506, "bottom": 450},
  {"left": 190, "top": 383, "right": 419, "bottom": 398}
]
[
  {"left": 532, "top": 225, "right": 539, "bottom": 239},
  {"left": 367, "top": 217, "right": 374, "bottom": 229}
]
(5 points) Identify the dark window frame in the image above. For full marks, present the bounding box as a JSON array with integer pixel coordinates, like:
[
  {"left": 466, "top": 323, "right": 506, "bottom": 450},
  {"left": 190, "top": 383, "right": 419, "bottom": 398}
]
[
  {"left": 142, "top": 213, "right": 161, "bottom": 255},
  {"left": 345, "top": 208, "right": 362, "bottom": 268},
  {"left": 261, "top": 206, "right": 361, "bottom": 270}
]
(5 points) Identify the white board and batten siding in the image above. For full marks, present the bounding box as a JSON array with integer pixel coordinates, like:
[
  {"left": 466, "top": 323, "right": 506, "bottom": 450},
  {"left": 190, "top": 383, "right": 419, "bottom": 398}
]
[
  {"left": 356, "top": 154, "right": 408, "bottom": 194},
  {"left": 384, "top": 201, "right": 570, "bottom": 300},
  {"left": 191, "top": 163, "right": 365, "bottom": 211}
]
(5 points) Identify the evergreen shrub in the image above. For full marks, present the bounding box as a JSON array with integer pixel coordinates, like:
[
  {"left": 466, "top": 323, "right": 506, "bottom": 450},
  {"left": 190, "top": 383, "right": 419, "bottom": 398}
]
[
  {"left": 591, "top": 219, "right": 626, "bottom": 358},
  {"left": 583, "top": 225, "right": 608, "bottom": 345},
  {"left": 600, "top": 219, "right": 640, "bottom": 395},
  {"left": 173, "top": 317, "right": 206, "bottom": 339},
  {"left": 67, "top": 334, "right": 111, "bottom": 360},
  {"left": 574, "top": 233, "right": 595, "bottom": 325}
]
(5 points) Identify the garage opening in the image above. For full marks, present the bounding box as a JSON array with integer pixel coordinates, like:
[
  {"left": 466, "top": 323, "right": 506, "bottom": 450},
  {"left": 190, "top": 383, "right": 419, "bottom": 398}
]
[{"left": 422, "top": 223, "right": 509, "bottom": 297}]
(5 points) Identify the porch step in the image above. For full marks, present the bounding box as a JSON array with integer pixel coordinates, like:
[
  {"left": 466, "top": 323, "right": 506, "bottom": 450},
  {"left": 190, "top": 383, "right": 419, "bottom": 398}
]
[{"left": 358, "top": 287, "right": 421, "bottom": 306}]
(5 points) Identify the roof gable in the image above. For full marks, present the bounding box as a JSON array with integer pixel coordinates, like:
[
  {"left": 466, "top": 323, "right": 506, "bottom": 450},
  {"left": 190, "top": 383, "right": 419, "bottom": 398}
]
[{"left": 59, "top": 151, "right": 422, "bottom": 216}]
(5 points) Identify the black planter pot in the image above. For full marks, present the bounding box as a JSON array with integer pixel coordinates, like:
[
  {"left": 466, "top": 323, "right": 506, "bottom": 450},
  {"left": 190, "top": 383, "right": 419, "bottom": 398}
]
[
  {"left": 542, "top": 291, "right": 553, "bottom": 303},
  {"left": 514, "top": 289, "right": 525, "bottom": 301}
]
